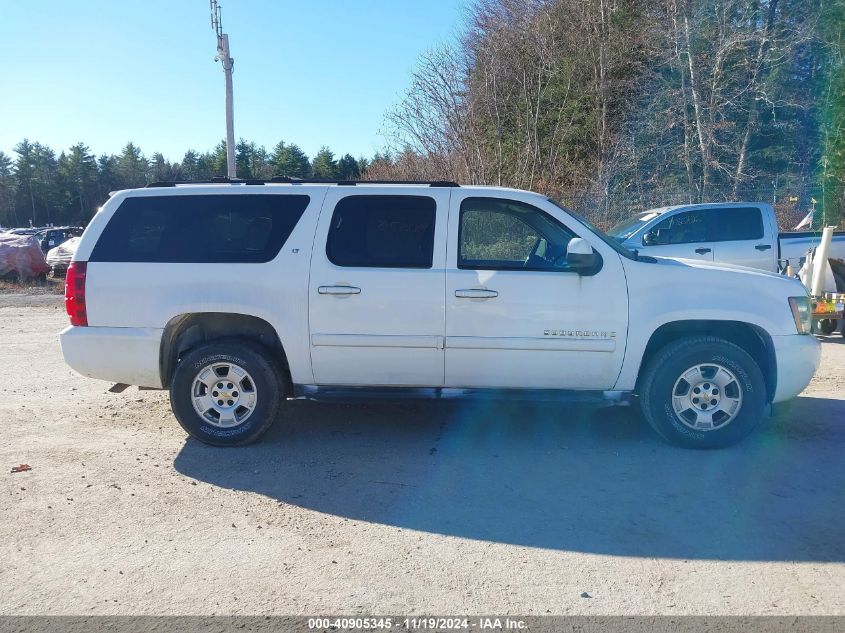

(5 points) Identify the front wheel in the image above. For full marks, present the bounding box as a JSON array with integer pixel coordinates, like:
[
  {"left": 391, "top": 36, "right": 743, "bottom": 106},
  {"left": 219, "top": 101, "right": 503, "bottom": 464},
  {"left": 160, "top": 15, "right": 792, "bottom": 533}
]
[
  {"left": 170, "top": 339, "right": 283, "bottom": 446},
  {"left": 817, "top": 318, "right": 838, "bottom": 335},
  {"left": 639, "top": 336, "right": 767, "bottom": 449}
]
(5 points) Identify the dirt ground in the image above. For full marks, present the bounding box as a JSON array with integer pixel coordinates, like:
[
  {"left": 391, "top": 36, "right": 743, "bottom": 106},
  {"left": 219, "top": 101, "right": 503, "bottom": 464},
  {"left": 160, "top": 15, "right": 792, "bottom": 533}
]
[{"left": 1, "top": 296, "right": 844, "bottom": 616}]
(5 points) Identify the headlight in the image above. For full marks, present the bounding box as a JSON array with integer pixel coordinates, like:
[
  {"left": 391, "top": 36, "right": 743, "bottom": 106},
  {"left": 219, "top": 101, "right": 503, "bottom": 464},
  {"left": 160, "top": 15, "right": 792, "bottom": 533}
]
[{"left": 788, "top": 296, "right": 812, "bottom": 334}]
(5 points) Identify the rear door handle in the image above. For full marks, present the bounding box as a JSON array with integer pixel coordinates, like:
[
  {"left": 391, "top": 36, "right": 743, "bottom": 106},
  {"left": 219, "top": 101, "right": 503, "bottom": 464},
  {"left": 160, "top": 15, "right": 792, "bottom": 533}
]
[
  {"left": 455, "top": 289, "right": 498, "bottom": 299},
  {"left": 318, "top": 285, "right": 361, "bottom": 295},
  {"left": 695, "top": 247, "right": 712, "bottom": 255},
  {"left": 755, "top": 244, "right": 772, "bottom": 251}
]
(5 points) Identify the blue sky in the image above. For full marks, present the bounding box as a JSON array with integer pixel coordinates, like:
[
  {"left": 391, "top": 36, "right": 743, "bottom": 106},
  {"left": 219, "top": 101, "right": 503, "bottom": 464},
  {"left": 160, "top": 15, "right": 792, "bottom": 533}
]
[{"left": 0, "top": 0, "right": 466, "bottom": 162}]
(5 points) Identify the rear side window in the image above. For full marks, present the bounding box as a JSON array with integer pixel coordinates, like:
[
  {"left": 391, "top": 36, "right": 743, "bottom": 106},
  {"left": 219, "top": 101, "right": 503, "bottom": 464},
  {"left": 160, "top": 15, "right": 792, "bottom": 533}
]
[
  {"left": 326, "top": 195, "right": 436, "bottom": 268},
  {"left": 90, "top": 194, "right": 310, "bottom": 263},
  {"left": 706, "top": 207, "right": 764, "bottom": 241}
]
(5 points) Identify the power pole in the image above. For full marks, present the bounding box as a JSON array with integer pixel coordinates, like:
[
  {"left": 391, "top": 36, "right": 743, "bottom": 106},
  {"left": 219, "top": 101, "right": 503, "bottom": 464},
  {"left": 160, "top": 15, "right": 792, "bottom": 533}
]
[{"left": 210, "top": 0, "right": 236, "bottom": 179}]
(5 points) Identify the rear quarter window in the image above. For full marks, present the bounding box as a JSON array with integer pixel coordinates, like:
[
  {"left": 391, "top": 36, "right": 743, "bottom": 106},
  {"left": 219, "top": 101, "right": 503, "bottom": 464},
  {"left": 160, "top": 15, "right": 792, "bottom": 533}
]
[{"left": 90, "top": 194, "right": 310, "bottom": 263}]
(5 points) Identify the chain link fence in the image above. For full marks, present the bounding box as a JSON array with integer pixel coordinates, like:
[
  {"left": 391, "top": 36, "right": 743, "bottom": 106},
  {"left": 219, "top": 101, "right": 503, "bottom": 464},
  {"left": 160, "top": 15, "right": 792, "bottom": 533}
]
[{"left": 556, "top": 184, "right": 845, "bottom": 232}]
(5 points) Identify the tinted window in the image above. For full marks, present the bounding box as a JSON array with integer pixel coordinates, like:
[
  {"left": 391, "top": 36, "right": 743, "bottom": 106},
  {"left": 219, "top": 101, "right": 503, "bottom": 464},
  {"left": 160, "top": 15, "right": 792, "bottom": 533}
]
[
  {"left": 326, "top": 195, "right": 436, "bottom": 268},
  {"left": 648, "top": 210, "right": 707, "bottom": 245},
  {"left": 459, "top": 197, "right": 576, "bottom": 271},
  {"left": 707, "top": 207, "right": 764, "bottom": 241},
  {"left": 90, "top": 194, "right": 309, "bottom": 263}
]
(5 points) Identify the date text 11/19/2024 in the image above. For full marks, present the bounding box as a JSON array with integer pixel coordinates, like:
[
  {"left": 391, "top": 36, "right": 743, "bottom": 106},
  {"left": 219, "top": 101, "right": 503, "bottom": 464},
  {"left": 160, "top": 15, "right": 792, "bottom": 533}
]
[{"left": 307, "top": 617, "right": 528, "bottom": 630}]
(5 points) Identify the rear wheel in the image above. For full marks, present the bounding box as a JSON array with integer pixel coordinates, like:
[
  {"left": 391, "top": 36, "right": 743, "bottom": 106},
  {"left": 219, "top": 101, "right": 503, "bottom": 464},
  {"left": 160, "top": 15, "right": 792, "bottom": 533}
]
[
  {"left": 170, "top": 339, "right": 283, "bottom": 446},
  {"left": 639, "top": 336, "right": 766, "bottom": 449}
]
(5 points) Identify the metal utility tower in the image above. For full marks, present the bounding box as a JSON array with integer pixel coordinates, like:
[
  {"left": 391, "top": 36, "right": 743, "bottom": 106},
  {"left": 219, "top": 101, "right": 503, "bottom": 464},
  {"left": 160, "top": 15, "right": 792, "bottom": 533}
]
[{"left": 210, "top": 0, "right": 236, "bottom": 178}]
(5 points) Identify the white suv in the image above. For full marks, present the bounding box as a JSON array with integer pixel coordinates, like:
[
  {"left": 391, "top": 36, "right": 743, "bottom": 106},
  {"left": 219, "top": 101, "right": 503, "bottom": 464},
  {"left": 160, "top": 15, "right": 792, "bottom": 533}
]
[{"left": 61, "top": 179, "right": 820, "bottom": 448}]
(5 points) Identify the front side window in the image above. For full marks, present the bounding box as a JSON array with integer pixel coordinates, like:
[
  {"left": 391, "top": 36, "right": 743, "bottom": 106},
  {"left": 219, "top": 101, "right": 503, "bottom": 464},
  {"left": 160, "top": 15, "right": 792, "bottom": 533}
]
[
  {"left": 647, "top": 210, "right": 707, "bottom": 245},
  {"left": 459, "top": 197, "right": 576, "bottom": 271},
  {"left": 326, "top": 195, "right": 436, "bottom": 268},
  {"left": 90, "top": 194, "right": 310, "bottom": 263},
  {"left": 608, "top": 211, "right": 663, "bottom": 241}
]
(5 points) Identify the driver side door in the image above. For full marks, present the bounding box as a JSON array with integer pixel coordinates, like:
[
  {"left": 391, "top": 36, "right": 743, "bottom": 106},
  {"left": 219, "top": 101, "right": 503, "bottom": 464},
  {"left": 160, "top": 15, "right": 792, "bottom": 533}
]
[
  {"left": 444, "top": 194, "right": 628, "bottom": 390},
  {"left": 642, "top": 208, "right": 715, "bottom": 262}
]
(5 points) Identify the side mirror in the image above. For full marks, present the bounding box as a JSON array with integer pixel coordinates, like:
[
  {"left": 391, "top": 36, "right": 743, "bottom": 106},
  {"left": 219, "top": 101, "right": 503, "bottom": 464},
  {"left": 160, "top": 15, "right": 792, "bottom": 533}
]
[
  {"left": 566, "top": 237, "right": 600, "bottom": 274},
  {"left": 643, "top": 231, "right": 656, "bottom": 246}
]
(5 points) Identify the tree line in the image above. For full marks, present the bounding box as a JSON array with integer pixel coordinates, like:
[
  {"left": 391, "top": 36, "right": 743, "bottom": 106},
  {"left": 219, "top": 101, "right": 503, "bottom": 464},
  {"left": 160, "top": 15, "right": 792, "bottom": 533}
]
[
  {"left": 373, "top": 0, "right": 845, "bottom": 227},
  {"left": 0, "top": 139, "right": 369, "bottom": 228},
  {"left": 2, "top": 0, "right": 843, "bottom": 230}
]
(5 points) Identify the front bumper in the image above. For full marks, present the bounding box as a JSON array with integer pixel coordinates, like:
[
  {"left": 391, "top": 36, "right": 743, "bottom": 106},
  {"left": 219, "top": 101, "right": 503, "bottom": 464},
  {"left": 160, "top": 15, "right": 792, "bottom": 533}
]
[
  {"left": 60, "top": 326, "right": 164, "bottom": 388},
  {"left": 771, "top": 334, "right": 821, "bottom": 403}
]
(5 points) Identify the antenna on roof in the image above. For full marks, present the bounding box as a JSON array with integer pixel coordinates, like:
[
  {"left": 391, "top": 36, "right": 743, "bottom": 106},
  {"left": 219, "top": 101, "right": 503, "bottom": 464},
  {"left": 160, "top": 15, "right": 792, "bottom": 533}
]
[{"left": 210, "top": 0, "right": 236, "bottom": 179}]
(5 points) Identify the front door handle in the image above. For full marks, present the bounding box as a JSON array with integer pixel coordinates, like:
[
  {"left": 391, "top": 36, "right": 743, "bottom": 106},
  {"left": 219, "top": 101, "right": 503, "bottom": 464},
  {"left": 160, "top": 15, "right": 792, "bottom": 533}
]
[
  {"left": 755, "top": 244, "right": 772, "bottom": 251},
  {"left": 455, "top": 288, "right": 498, "bottom": 299},
  {"left": 695, "top": 247, "right": 712, "bottom": 255},
  {"left": 318, "top": 285, "right": 361, "bottom": 295}
]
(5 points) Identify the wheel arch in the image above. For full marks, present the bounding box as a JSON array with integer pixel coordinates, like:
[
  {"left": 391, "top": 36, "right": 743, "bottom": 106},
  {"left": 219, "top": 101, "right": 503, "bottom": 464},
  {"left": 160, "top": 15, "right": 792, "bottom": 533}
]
[
  {"left": 160, "top": 312, "right": 292, "bottom": 393},
  {"left": 635, "top": 320, "right": 776, "bottom": 403}
]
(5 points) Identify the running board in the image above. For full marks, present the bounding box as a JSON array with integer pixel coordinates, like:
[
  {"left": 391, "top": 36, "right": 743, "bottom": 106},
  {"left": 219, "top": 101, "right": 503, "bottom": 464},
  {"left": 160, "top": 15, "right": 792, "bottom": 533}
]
[{"left": 292, "top": 385, "right": 632, "bottom": 406}]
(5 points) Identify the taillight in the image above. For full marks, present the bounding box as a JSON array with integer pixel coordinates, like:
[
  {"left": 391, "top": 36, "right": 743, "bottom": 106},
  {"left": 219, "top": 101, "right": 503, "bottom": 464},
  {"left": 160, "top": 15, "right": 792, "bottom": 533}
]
[{"left": 65, "top": 261, "right": 88, "bottom": 326}]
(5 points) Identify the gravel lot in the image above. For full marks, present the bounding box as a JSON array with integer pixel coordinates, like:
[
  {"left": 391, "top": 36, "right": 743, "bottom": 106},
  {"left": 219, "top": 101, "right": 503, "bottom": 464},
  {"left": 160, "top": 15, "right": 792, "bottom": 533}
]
[{"left": 1, "top": 296, "right": 844, "bottom": 615}]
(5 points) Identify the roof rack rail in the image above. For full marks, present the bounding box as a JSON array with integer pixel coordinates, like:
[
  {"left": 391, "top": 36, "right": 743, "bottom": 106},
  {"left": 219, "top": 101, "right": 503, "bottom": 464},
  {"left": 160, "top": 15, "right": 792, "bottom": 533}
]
[
  {"left": 146, "top": 177, "right": 460, "bottom": 188},
  {"left": 146, "top": 178, "right": 268, "bottom": 187},
  {"left": 270, "top": 176, "right": 460, "bottom": 187}
]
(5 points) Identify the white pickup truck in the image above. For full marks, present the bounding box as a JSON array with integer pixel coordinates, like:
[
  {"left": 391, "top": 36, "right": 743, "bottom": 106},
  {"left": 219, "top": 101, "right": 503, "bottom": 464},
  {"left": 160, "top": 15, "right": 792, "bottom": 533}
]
[
  {"left": 60, "top": 181, "right": 820, "bottom": 449},
  {"left": 608, "top": 202, "right": 845, "bottom": 271}
]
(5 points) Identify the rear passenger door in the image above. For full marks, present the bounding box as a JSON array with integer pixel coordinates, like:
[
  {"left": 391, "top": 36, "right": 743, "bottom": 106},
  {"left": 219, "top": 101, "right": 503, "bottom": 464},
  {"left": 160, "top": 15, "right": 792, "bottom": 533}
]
[
  {"left": 706, "top": 206, "right": 771, "bottom": 269},
  {"left": 308, "top": 189, "right": 450, "bottom": 386}
]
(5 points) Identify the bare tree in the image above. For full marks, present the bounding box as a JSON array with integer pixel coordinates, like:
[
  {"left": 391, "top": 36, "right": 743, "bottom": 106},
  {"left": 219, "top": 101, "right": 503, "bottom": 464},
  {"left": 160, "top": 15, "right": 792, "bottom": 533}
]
[{"left": 383, "top": 0, "right": 831, "bottom": 223}]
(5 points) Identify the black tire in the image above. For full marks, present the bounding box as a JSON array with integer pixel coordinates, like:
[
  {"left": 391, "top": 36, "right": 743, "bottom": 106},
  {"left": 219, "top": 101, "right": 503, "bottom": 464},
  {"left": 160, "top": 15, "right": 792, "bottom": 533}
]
[
  {"left": 817, "top": 318, "right": 837, "bottom": 335},
  {"left": 169, "top": 338, "right": 284, "bottom": 446},
  {"left": 639, "top": 336, "right": 767, "bottom": 449}
]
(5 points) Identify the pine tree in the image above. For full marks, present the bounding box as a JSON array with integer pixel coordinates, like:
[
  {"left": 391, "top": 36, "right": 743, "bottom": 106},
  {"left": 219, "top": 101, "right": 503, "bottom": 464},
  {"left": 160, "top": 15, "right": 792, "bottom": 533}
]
[
  {"left": 209, "top": 141, "right": 228, "bottom": 178},
  {"left": 13, "top": 140, "right": 36, "bottom": 225},
  {"left": 30, "top": 142, "right": 59, "bottom": 225},
  {"left": 181, "top": 150, "right": 200, "bottom": 181},
  {"left": 0, "top": 152, "right": 17, "bottom": 227},
  {"left": 96, "top": 154, "right": 121, "bottom": 203},
  {"left": 59, "top": 143, "right": 98, "bottom": 220},
  {"left": 116, "top": 142, "right": 148, "bottom": 188},
  {"left": 235, "top": 139, "right": 257, "bottom": 179},
  {"left": 270, "top": 141, "right": 311, "bottom": 178},
  {"left": 818, "top": 0, "right": 845, "bottom": 225},
  {"left": 311, "top": 146, "right": 338, "bottom": 179},
  {"left": 337, "top": 153, "right": 361, "bottom": 179}
]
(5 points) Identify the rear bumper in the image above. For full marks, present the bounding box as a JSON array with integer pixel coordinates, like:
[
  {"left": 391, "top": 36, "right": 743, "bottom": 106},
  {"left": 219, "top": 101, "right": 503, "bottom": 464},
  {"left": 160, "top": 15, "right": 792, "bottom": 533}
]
[
  {"left": 60, "top": 326, "right": 164, "bottom": 388},
  {"left": 771, "top": 334, "right": 821, "bottom": 403}
]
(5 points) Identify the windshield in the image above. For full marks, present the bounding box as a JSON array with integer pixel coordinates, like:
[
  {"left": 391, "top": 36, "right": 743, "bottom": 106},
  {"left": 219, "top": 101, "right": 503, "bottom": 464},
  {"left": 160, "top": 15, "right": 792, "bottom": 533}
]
[
  {"left": 607, "top": 211, "right": 662, "bottom": 241},
  {"left": 547, "top": 198, "right": 639, "bottom": 261}
]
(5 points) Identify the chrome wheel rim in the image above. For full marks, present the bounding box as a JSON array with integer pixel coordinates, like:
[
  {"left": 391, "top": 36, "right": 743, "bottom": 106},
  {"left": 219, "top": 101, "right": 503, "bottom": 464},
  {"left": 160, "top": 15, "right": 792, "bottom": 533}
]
[
  {"left": 671, "top": 363, "right": 743, "bottom": 431},
  {"left": 191, "top": 362, "right": 257, "bottom": 428}
]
